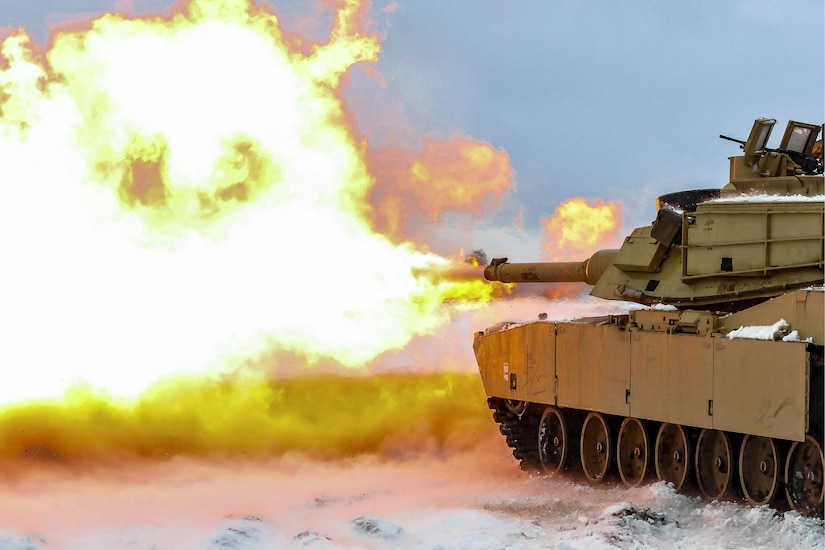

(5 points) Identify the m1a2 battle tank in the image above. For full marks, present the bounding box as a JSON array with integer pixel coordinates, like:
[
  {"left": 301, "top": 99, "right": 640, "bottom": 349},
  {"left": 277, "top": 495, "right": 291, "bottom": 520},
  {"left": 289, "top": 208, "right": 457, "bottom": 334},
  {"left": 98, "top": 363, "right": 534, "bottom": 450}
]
[{"left": 473, "top": 118, "right": 824, "bottom": 516}]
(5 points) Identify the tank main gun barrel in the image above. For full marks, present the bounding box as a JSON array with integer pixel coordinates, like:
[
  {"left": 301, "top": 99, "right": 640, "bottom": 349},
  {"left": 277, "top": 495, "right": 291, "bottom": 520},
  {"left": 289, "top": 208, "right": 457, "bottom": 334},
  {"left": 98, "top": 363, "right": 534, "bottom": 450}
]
[{"left": 483, "top": 249, "right": 619, "bottom": 286}]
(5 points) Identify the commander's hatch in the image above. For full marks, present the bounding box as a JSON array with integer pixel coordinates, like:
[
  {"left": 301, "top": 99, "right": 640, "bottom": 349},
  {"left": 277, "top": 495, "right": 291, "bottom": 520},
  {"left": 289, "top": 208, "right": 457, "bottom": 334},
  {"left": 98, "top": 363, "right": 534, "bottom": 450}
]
[
  {"left": 779, "top": 120, "right": 822, "bottom": 174},
  {"left": 780, "top": 120, "right": 820, "bottom": 155}
]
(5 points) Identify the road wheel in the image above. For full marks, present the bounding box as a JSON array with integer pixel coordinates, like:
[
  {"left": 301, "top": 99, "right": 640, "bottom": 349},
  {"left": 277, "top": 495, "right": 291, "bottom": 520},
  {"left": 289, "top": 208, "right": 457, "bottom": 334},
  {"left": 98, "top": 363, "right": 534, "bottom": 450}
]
[
  {"left": 739, "top": 435, "right": 779, "bottom": 506},
  {"left": 695, "top": 429, "right": 735, "bottom": 500},
  {"left": 617, "top": 417, "right": 650, "bottom": 487},
  {"left": 655, "top": 423, "right": 691, "bottom": 490},
  {"left": 538, "top": 406, "right": 568, "bottom": 474},
  {"left": 785, "top": 435, "right": 824, "bottom": 516},
  {"left": 580, "top": 412, "right": 612, "bottom": 483}
]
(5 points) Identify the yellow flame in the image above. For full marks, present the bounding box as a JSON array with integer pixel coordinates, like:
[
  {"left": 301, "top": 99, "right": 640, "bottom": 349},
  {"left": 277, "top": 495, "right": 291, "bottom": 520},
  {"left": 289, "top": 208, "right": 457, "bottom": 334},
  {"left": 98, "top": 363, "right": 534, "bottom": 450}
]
[
  {"left": 0, "top": 0, "right": 495, "bottom": 404},
  {"left": 0, "top": 372, "right": 492, "bottom": 468}
]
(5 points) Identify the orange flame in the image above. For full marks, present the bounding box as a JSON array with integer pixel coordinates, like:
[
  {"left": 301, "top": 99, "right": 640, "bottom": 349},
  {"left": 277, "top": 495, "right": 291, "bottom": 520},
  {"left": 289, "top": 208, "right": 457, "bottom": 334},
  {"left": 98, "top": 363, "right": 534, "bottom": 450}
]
[
  {"left": 528, "top": 197, "right": 624, "bottom": 299},
  {"left": 540, "top": 197, "right": 623, "bottom": 261},
  {"left": 368, "top": 136, "right": 515, "bottom": 244}
]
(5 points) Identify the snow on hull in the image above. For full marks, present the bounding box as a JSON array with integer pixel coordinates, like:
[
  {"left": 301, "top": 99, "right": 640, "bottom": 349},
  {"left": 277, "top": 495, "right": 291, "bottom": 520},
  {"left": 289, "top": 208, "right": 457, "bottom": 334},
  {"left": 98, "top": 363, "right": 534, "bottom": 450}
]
[
  {"left": 727, "top": 319, "right": 814, "bottom": 343},
  {"left": 709, "top": 194, "right": 825, "bottom": 203}
]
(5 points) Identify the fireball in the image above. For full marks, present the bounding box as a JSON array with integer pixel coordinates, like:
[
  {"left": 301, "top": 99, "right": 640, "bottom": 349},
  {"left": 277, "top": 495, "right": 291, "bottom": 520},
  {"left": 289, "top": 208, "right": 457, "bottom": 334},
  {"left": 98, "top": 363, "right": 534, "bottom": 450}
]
[{"left": 0, "top": 0, "right": 496, "bottom": 405}]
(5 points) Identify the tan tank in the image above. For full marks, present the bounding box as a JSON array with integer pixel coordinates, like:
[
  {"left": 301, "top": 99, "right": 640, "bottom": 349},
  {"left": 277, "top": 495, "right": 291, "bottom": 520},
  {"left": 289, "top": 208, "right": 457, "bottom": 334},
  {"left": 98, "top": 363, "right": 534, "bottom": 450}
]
[{"left": 474, "top": 118, "right": 824, "bottom": 516}]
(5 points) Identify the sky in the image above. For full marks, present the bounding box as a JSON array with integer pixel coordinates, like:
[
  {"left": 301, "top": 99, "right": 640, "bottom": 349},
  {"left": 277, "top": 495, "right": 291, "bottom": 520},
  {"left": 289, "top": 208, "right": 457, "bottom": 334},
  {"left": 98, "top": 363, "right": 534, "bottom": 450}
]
[{"left": 0, "top": 1, "right": 822, "bottom": 546}]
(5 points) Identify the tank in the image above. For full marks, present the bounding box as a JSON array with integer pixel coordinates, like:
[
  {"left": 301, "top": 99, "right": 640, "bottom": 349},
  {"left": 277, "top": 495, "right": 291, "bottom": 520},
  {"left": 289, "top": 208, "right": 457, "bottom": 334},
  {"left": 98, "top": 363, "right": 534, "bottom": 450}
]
[{"left": 473, "top": 118, "right": 825, "bottom": 516}]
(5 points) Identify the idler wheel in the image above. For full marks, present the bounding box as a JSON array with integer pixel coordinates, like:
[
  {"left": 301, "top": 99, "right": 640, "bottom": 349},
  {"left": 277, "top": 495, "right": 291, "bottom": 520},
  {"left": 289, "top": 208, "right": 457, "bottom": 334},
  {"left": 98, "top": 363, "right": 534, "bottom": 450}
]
[
  {"left": 739, "top": 435, "right": 779, "bottom": 506},
  {"left": 617, "top": 417, "right": 649, "bottom": 487},
  {"left": 538, "top": 406, "right": 568, "bottom": 473},
  {"left": 580, "top": 412, "right": 612, "bottom": 483},
  {"left": 785, "top": 435, "right": 824, "bottom": 516},
  {"left": 695, "top": 429, "right": 734, "bottom": 500},
  {"left": 655, "top": 423, "right": 691, "bottom": 490}
]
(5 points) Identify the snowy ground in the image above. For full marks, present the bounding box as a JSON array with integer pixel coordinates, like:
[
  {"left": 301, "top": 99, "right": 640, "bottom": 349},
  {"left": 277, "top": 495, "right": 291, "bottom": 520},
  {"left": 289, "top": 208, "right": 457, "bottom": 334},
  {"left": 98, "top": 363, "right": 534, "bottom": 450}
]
[{"left": 0, "top": 439, "right": 821, "bottom": 549}]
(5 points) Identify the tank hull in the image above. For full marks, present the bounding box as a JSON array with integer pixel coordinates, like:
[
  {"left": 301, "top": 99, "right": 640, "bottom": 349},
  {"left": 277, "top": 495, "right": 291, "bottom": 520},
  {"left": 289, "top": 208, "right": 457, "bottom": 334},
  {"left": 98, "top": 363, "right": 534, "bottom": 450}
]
[{"left": 474, "top": 289, "right": 824, "bottom": 514}]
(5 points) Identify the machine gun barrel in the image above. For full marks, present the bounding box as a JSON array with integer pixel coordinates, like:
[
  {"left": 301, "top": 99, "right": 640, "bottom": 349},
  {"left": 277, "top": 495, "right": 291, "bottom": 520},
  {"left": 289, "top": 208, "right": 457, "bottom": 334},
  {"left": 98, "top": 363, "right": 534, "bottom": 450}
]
[
  {"left": 483, "top": 249, "right": 619, "bottom": 286},
  {"left": 719, "top": 134, "right": 746, "bottom": 146}
]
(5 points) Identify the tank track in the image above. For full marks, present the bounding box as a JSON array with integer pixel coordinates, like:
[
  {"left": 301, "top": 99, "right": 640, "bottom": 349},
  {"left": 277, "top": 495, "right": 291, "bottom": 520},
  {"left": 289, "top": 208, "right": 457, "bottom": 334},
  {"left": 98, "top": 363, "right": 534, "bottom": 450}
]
[{"left": 487, "top": 397, "right": 542, "bottom": 471}]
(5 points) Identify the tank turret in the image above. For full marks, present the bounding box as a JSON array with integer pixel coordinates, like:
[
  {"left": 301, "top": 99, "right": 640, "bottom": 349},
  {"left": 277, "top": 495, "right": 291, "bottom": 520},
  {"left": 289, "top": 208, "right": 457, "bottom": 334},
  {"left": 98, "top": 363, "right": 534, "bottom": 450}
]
[
  {"left": 485, "top": 119, "right": 824, "bottom": 311},
  {"left": 472, "top": 118, "right": 825, "bottom": 517}
]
